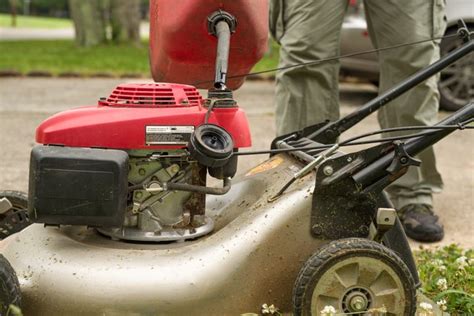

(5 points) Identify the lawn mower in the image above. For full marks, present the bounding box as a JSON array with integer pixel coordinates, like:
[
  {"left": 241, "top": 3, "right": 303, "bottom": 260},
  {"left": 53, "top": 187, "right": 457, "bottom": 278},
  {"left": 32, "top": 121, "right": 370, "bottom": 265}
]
[{"left": 0, "top": 1, "right": 473, "bottom": 315}]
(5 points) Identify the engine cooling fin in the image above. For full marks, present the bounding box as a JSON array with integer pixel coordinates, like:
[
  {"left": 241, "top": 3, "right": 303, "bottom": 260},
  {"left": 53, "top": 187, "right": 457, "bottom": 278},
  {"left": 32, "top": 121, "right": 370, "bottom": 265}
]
[{"left": 99, "top": 83, "right": 203, "bottom": 108}]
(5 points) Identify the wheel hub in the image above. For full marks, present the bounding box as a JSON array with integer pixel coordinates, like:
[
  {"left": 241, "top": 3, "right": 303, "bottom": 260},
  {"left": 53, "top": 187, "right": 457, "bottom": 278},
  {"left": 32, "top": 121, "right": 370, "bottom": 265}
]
[{"left": 342, "top": 288, "right": 371, "bottom": 313}]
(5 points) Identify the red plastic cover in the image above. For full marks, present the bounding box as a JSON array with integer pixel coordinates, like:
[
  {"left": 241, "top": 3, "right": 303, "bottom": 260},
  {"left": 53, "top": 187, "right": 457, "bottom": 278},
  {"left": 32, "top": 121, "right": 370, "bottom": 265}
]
[
  {"left": 36, "top": 83, "right": 251, "bottom": 150},
  {"left": 101, "top": 83, "right": 203, "bottom": 107},
  {"left": 149, "top": 0, "right": 268, "bottom": 90}
]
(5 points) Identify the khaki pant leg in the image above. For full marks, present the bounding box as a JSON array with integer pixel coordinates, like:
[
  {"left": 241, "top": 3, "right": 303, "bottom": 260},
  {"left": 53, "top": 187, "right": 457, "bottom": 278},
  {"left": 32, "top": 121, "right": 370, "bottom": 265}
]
[
  {"left": 270, "top": 0, "right": 348, "bottom": 136},
  {"left": 364, "top": 0, "right": 446, "bottom": 208}
]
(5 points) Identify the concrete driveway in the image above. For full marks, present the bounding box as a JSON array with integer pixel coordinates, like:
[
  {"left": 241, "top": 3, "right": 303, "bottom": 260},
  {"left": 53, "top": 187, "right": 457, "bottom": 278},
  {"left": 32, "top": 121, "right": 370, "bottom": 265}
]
[
  {"left": 0, "top": 78, "right": 472, "bottom": 249},
  {"left": 0, "top": 27, "right": 74, "bottom": 40},
  {"left": 0, "top": 23, "right": 149, "bottom": 41}
]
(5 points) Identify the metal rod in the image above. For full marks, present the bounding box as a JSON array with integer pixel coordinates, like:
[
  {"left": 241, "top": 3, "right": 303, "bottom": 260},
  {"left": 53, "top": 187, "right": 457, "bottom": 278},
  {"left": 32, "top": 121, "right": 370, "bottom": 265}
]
[
  {"left": 268, "top": 144, "right": 339, "bottom": 202},
  {"left": 307, "top": 39, "right": 474, "bottom": 142},
  {"left": 165, "top": 177, "right": 231, "bottom": 195},
  {"left": 214, "top": 21, "right": 231, "bottom": 89},
  {"left": 276, "top": 140, "right": 318, "bottom": 163}
]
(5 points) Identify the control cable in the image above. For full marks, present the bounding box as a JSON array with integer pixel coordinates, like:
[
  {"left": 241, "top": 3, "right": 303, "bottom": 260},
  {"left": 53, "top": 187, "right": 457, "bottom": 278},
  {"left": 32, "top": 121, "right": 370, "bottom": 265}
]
[
  {"left": 233, "top": 119, "right": 474, "bottom": 156},
  {"left": 193, "top": 33, "right": 466, "bottom": 85}
]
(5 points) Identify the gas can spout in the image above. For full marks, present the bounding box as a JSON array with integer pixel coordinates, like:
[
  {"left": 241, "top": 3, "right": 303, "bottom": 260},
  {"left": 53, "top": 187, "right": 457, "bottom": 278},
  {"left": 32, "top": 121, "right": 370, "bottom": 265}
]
[
  {"left": 214, "top": 21, "right": 231, "bottom": 89},
  {"left": 208, "top": 10, "right": 237, "bottom": 90}
]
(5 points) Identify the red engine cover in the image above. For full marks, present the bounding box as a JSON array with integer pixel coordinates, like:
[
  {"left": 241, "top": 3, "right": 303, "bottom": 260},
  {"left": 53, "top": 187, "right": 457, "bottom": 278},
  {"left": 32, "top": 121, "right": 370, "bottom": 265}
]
[
  {"left": 149, "top": 0, "right": 268, "bottom": 90},
  {"left": 36, "top": 83, "right": 251, "bottom": 150}
]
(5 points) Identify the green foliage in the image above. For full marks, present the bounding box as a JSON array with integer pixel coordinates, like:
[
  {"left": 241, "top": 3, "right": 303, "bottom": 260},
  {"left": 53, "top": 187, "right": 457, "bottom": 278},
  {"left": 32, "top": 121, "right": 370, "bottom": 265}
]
[
  {"left": 251, "top": 39, "right": 280, "bottom": 76},
  {"left": 27, "top": 0, "right": 68, "bottom": 12},
  {"left": 7, "top": 305, "right": 23, "bottom": 316},
  {"left": 0, "top": 1, "right": 69, "bottom": 18},
  {"left": 0, "top": 13, "right": 71, "bottom": 28},
  {"left": 0, "top": 38, "right": 281, "bottom": 78},
  {"left": 0, "top": 40, "right": 149, "bottom": 76},
  {"left": 415, "top": 244, "right": 474, "bottom": 315}
]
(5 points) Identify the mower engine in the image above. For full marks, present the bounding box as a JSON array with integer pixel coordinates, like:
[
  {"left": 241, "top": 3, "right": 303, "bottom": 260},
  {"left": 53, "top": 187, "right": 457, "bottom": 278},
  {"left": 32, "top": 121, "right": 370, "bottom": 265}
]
[
  {"left": 29, "top": 83, "right": 251, "bottom": 242},
  {"left": 26, "top": 0, "right": 268, "bottom": 242}
]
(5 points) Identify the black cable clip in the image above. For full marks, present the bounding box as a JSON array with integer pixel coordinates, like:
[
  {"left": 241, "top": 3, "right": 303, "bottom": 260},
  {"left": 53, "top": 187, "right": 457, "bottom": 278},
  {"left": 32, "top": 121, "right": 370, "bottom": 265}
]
[
  {"left": 386, "top": 141, "right": 421, "bottom": 174},
  {"left": 457, "top": 19, "right": 471, "bottom": 43}
]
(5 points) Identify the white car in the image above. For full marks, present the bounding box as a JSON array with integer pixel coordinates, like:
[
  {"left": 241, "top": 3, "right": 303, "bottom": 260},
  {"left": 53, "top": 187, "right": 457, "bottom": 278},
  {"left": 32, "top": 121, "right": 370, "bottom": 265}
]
[{"left": 341, "top": 0, "right": 473, "bottom": 111}]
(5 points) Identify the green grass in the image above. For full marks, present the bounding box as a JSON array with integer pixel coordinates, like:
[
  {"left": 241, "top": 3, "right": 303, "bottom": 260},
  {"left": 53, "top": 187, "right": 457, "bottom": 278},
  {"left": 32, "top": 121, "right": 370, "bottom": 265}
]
[
  {"left": 0, "top": 39, "right": 280, "bottom": 77},
  {"left": 0, "top": 40, "right": 149, "bottom": 76},
  {"left": 415, "top": 244, "right": 474, "bottom": 315},
  {"left": 0, "top": 13, "right": 72, "bottom": 29},
  {"left": 251, "top": 39, "right": 280, "bottom": 76}
]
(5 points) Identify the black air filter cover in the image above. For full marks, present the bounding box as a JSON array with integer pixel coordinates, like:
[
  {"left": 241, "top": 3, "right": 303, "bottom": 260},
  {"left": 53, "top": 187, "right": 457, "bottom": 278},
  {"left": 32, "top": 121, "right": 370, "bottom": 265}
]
[
  {"left": 29, "top": 146, "right": 128, "bottom": 227},
  {"left": 188, "top": 124, "right": 234, "bottom": 168}
]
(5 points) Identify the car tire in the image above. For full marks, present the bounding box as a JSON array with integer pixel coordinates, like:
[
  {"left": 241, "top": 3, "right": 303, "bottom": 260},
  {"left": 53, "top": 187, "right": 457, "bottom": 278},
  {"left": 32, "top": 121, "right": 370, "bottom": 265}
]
[{"left": 439, "top": 25, "right": 474, "bottom": 111}]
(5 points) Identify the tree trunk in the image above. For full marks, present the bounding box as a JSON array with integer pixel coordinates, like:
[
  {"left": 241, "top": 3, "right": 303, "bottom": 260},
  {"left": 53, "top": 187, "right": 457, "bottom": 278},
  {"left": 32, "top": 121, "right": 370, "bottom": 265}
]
[
  {"left": 9, "top": 0, "right": 17, "bottom": 27},
  {"left": 68, "top": 0, "right": 106, "bottom": 47},
  {"left": 110, "top": 0, "right": 141, "bottom": 45}
]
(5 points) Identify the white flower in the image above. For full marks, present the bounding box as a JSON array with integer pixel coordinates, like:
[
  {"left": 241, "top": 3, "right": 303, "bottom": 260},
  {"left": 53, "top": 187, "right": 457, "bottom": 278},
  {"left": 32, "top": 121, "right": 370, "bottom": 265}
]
[
  {"left": 436, "top": 278, "right": 448, "bottom": 291},
  {"left": 432, "top": 259, "right": 444, "bottom": 266},
  {"left": 468, "top": 258, "right": 474, "bottom": 265},
  {"left": 320, "top": 305, "right": 337, "bottom": 316},
  {"left": 436, "top": 299, "right": 447, "bottom": 311},
  {"left": 455, "top": 256, "right": 468, "bottom": 269},
  {"left": 438, "top": 265, "right": 447, "bottom": 272},
  {"left": 418, "top": 302, "right": 434, "bottom": 315},
  {"left": 268, "top": 304, "right": 278, "bottom": 314},
  {"left": 419, "top": 302, "right": 433, "bottom": 311},
  {"left": 261, "top": 303, "right": 279, "bottom": 315}
]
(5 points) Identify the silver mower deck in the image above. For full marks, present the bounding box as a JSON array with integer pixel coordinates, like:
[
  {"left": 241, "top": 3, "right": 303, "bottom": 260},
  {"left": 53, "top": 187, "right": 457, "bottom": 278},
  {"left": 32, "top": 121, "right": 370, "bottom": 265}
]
[{"left": 1, "top": 155, "right": 328, "bottom": 315}]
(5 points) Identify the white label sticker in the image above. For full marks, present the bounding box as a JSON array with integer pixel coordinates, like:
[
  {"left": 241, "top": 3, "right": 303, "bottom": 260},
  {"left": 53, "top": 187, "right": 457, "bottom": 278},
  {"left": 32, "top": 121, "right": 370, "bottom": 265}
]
[{"left": 145, "top": 126, "right": 194, "bottom": 145}]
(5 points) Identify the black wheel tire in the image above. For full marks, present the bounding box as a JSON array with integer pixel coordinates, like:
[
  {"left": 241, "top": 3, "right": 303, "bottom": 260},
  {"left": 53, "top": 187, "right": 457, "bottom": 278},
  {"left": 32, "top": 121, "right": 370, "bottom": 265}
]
[
  {"left": 439, "top": 26, "right": 474, "bottom": 111},
  {"left": 293, "top": 238, "right": 416, "bottom": 316},
  {"left": 0, "top": 191, "right": 30, "bottom": 240},
  {"left": 0, "top": 191, "right": 27, "bottom": 210},
  {"left": 0, "top": 255, "right": 21, "bottom": 314}
]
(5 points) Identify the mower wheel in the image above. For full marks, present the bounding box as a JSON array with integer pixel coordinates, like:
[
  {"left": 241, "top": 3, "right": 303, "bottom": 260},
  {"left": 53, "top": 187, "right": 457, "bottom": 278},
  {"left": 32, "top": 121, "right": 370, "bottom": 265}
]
[
  {"left": 0, "top": 254, "right": 22, "bottom": 314},
  {"left": 293, "top": 238, "right": 416, "bottom": 316},
  {"left": 0, "top": 191, "right": 30, "bottom": 240}
]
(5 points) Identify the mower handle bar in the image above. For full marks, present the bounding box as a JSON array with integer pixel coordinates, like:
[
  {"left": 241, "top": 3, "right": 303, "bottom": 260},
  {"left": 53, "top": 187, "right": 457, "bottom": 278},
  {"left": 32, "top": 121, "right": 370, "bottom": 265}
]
[
  {"left": 353, "top": 102, "right": 474, "bottom": 188},
  {"left": 307, "top": 38, "right": 474, "bottom": 143}
]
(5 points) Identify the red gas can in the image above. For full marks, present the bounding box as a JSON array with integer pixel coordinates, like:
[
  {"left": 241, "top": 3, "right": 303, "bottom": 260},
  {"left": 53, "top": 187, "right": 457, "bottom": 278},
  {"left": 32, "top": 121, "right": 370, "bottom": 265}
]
[{"left": 149, "top": 0, "right": 268, "bottom": 90}]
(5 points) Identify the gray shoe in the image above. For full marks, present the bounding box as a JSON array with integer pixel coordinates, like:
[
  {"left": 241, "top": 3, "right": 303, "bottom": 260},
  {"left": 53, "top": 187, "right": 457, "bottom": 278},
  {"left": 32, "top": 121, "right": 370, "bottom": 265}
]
[{"left": 398, "top": 204, "right": 444, "bottom": 242}]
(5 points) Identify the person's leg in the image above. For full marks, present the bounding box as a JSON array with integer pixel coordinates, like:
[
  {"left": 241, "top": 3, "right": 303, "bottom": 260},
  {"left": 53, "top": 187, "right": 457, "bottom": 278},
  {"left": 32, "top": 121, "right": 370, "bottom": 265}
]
[
  {"left": 364, "top": 0, "right": 447, "bottom": 241},
  {"left": 270, "top": 0, "right": 348, "bottom": 136}
]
